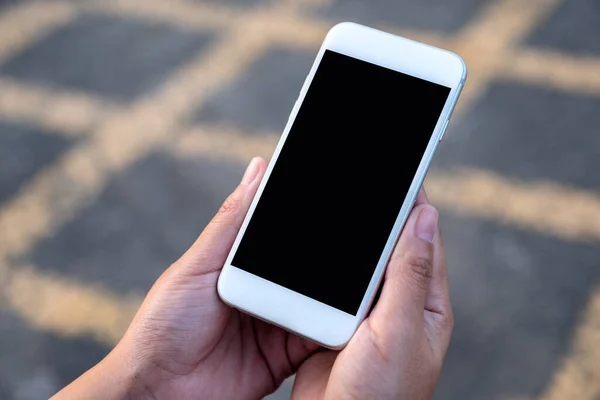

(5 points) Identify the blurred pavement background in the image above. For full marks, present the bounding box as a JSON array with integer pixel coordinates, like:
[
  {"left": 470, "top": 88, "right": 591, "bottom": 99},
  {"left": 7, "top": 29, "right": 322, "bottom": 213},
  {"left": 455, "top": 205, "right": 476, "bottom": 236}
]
[{"left": 0, "top": 0, "right": 599, "bottom": 399}]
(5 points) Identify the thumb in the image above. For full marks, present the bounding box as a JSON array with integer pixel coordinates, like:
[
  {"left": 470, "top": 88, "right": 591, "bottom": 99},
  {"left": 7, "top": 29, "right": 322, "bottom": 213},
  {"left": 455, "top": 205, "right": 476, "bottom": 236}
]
[
  {"left": 178, "top": 157, "right": 267, "bottom": 275},
  {"left": 370, "top": 204, "right": 438, "bottom": 329}
]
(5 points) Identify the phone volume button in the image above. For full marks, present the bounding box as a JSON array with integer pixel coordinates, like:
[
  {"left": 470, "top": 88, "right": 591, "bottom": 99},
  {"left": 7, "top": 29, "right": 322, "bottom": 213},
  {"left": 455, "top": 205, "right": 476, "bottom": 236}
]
[
  {"left": 287, "top": 99, "right": 301, "bottom": 124},
  {"left": 439, "top": 120, "right": 450, "bottom": 142},
  {"left": 447, "top": 82, "right": 463, "bottom": 120}
]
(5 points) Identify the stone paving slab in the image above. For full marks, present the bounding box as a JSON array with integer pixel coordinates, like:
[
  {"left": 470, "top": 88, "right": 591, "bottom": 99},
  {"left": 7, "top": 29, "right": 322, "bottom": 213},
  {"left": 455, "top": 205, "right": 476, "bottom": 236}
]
[
  {"left": 435, "top": 81, "right": 600, "bottom": 190},
  {"left": 0, "top": 14, "right": 215, "bottom": 101},
  {"left": 525, "top": 0, "right": 600, "bottom": 56},
  {"left": 196, "top": 48, "right": 315, "bottom": 133},
  {"left": 0, "top": 121, "right": 74, "bottom": 204},
  {"left": 435, "top": 212, "right": 600, "bottom": 399},
  {"left": 0, "top": 309, "right": 109, "bottom": 400}
]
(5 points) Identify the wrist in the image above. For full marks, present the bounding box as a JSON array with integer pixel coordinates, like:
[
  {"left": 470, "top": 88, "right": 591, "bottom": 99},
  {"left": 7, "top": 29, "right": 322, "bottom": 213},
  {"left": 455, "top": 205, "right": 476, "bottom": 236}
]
[
  {"left": 51, "top": 342, "right": 154, "bottom": 400},
  {"left": 103, "top": 342, "right": 159, "bottom": 400}
]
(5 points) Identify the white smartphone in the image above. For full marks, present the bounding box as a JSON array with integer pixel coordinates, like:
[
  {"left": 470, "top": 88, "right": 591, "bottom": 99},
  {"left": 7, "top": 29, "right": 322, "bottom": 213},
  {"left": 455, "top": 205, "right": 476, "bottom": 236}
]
[{"left": 218, "top": 22, "right": 466, "bottom": 349}]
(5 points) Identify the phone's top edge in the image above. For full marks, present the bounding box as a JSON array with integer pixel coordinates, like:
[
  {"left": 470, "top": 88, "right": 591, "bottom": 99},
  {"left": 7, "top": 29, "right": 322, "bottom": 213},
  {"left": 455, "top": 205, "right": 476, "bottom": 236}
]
[
  {"left": 326, "top": 21, "right": 468, "bottom": 83},
  {"left": 327, "top": 21, "right": 451, "bottom": 55}
]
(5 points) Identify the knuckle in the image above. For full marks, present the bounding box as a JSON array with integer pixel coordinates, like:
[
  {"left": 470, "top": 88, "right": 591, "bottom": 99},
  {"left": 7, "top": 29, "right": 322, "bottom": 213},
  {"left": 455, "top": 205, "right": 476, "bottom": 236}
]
[
  {"left": 429, "top": 311, "right": 454, "bottom": 365},
  {"left": 217, "top": 191, "right": 243, "bottom": 219},
  {"left": 432, "top": 309, "right": 454, "bottom": 339},
  {"left": 442, "top": 310, "right": 455, "bottom": 332},
  {"left": 402, "top": 252, "right": 433, "bottom": 291},
  {"left": 366, "top": 319, "right": 392, "bottom": 365}
]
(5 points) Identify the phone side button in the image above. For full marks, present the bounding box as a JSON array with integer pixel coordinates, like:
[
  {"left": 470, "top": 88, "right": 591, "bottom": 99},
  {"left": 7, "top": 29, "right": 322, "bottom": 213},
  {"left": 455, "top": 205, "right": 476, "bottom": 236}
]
[
  {"left": 287, "top": 99, "right": 301, "bottom": 124},
  {"left": 439, "top": 120, "right": 450, "bottom": 142}
]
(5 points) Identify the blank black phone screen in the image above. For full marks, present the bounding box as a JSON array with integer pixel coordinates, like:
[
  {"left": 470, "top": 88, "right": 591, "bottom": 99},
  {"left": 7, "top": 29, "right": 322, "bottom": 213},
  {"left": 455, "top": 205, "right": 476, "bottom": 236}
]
[{"left": 232, "top": 50, "right": 451, "bottom": 315}]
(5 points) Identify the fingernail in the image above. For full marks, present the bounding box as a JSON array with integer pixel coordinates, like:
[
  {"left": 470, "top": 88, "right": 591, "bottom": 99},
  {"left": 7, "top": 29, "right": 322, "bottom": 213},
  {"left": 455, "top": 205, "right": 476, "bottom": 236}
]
[
  {"left": 241, "top": 157, "right": 261, "bottom": 185},
  {"left": 415, "top": 206, "right": 438, "bottom": 243}
]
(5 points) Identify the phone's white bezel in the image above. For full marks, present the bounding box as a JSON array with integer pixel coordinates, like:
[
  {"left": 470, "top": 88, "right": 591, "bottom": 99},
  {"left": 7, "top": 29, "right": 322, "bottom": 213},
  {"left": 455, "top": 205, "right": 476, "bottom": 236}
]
[{"left": 218, "top": 22, "right": 467, "bottom": 349}]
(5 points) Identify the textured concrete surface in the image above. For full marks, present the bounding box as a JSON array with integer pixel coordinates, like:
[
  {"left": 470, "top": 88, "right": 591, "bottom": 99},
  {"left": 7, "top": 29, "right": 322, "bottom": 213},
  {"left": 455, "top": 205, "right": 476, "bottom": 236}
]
[
  {"left": 0, "top": 310, "right": 109, "bottom": 400},
  {"left": 435, "top": 212, "right": 600, "bottom": 399},
  {"left": 1, "top": 15, "right": 214, "bottom": 101},
  {"left": 32, "top": 154, "right": 243, "bottom": 294},
  {"left": 436, "top": 82, "right": 600, "bottom": 189},
  {"left": 313, "top": 0, "right": 494, "bottom": 33},
  {"left": 29, "top": 153, "right": 243, "bottom": 295},
  {"left": 196, "top": 48, "right": 315, "bottom": 132},
  {"left": 525, "top": 0, "right": 600, "bottom": 56},
  {"left": 0, "top": 121, "right": 74, "bottom": 203},
  {"left": 1, "top": 0, "right": 599, "bottom": 399}
]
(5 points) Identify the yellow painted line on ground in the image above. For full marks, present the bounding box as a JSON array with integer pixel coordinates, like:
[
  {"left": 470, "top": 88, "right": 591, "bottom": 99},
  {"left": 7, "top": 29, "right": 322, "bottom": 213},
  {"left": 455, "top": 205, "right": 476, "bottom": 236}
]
[
  {"left": 268, "top": 16, "right": 447, "bottom": 51},
  {"left": 426, "top": 168, "right": 600, "bottom": 243},
  {"left": 83, "top": 0, "right": 236, "bottom": 30},
  {"left": 539, "top": 287, "right": 600, "bottom": 400},
  {"left": 455, "top": 0, "right": 559, "bottom": 53},
  {"left": 0, "top": 136, "right": 114, "bottom": 261},
  {"left": 0, "top": 1, "right": 75, "bottom": 61},
  {"left": 504, "top": 48, "right": 600, "bottom": 96},
  {"left": 242, "top": 11, "right": 328, "bottom": 50},
  {"left": 6, "top": 266, "right": 141, "bottom": 345},
  {"left": 449, "top": 0, "right": 561, "bottom": 115},
  {"left": 0, "top": 77, "right": 115, "bottom": 136},
  {"left": 376, "top": 24, "right": 451, "bottom": 50},
  {"left": 280, "top": 0, "right": 335, "bottom": 9},
  {"left": 276, "top": 0, "right": 449, "bottom": 50},
  {"left": 172, "top": 124, "right": 280, "bottom": 162}
]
